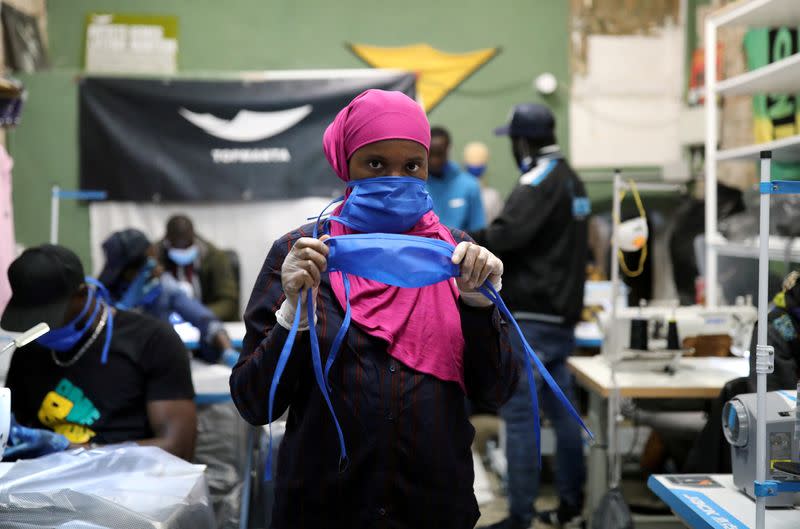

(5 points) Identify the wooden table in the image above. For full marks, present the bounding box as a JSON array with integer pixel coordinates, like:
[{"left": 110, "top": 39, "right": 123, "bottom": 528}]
[
  {"left": 568, "top": 355, "right": 749, "bottom": 523},
  {"left": 569, "top": 355, "right": 749, "bottom": 399}
]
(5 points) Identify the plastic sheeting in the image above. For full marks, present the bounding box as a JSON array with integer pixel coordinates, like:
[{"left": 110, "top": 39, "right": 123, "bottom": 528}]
[
  {"left": 719, "top": 192, "right": 800, "bottom": 241},
  {"left": 194, "top": 402, "right": 249, "bottom": 529},
  {"left": 0, "top": 444, "right": 214, "bottom": 529}
]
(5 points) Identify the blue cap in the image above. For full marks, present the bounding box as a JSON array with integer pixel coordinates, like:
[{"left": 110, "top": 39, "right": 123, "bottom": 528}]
[
  {"left": 98, "top": 229, "right": 151, "bottom": 287},
  {"left": 494, "top": 103, "right": 555, "bottom": 139}
]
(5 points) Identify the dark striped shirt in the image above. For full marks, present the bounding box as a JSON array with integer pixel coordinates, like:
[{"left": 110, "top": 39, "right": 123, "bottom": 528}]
[{"left": 230, "top": 223, "right": 518, "bottom": 529}]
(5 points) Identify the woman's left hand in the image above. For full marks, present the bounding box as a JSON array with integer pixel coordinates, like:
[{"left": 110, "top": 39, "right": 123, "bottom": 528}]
[{"left": 452, "top": 242, "right": 503, "bottom": 293}]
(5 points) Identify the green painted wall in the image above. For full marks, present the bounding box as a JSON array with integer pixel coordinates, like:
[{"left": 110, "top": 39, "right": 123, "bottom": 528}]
[{"left": 10, "top": 0, "right": 571, "bottom": 265}]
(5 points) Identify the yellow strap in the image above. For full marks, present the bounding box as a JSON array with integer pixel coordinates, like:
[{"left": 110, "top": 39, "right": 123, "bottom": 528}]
[{"left": 615, "top": 180, "right": 647, "bottom": 278}]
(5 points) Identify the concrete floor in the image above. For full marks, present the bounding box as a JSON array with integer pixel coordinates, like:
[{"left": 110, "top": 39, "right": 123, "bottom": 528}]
[
  {"left": 474, "top": 469, "right": 681, "bottom": 529},
  {"left": 476, "top": 489, "right": 559, "bottom": 528}
]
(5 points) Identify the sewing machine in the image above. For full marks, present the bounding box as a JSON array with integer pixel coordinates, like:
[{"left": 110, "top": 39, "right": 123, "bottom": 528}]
[
  {"left": 0, "top": 324, "right": 50, "bottom": 461},
  {"left": 724, "top": 391, "right": 800, "bottom": 507},
  {"left": 600, "top": 303, "right": 757, "bottom": 369}
]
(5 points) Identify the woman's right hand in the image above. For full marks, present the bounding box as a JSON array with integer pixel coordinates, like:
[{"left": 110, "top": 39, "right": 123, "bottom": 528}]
[{"left": 281, "top": 235, "right": 330, "bottom": 305}]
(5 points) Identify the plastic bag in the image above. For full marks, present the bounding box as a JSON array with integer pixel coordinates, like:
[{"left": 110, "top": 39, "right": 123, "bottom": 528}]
[
  {"left": 592, "top": 487, "right": 634, "bottom": 529},
  {"left": 0, "top": 444, "right": 214, "bottom": 529},
  {"left": 719, "top": 192, "right": 800, "bottom": 241}
]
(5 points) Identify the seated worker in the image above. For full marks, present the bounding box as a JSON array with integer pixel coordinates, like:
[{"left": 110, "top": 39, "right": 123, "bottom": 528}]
[
  {"left": 747, "top": 269, "right": 800, "bottom": 390},
  {"left": 683, "top": 270, "right": 800, "bottom": 474},
  {"left": 99, "top": 229, "right": 237, "bottom": 365},
  {"left": 156, "top": 215, "right": 239, "bottom": 321},
  {"left": 426, "top": 126, "right": 486, "bottom": 231},
  {"left": 1, "top": 245, "right": 196, "bottom": 460}
]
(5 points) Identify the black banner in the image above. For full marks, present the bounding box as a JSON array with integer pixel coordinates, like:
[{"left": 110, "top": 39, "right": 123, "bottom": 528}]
[{"left": 79, "top": 72, "right": 416, "bottom": 201}]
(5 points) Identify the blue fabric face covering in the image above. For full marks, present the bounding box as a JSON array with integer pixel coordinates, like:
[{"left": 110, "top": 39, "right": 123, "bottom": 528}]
[
  {"left": 37, "top": 277, "right": 114, "bottom": 365},
  {"left": 168, "top": 245, "right": 198, "bottom": 266},
  {"left": 326, "top": 233, "right": 459, "bottom": 287},
  {"left": 330, "top": 176, "right": 433, "bottom": 233}
]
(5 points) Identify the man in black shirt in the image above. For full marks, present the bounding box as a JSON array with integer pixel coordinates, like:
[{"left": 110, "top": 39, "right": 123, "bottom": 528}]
[
  {"left": 1, "top": 245, "right": 197, "bottom": 460},
  {"left": 474, "top": 104, "right": 589, "bottom": 529}
]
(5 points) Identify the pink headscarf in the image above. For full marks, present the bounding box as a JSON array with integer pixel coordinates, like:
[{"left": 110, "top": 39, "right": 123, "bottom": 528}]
[
  {"left": 323, "top": 89, "right": 432, "bottom": 181},
  {"left": 322, "top": 90, "right": 465, "bottom": 391}
]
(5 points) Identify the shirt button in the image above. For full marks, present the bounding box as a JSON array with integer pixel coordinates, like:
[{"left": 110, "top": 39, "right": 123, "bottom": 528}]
[
  {"left": 378, "top": 507, "right": 386, "bottom": 516},
  {"left": 386, "top": 413, "right": 394, "bottom": 422},
  {"left": 389, "top": 365, "right": 396, "bottom": 373}
]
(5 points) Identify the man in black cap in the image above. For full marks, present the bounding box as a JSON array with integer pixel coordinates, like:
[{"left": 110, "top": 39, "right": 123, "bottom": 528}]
[
  {"left": 473, "top": 104, "right": 589, "bottom": 529},
  {"left": 1, "top": 245, "right": 197, "bottom": 460},
  {"left": 100, "top": 228, "right": 236, "bottom": 365}
]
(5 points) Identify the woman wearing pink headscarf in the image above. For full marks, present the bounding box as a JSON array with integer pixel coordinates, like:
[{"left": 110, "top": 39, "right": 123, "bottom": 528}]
[{"left": 231, "top": 90, "right": 518, "bottom": 529}]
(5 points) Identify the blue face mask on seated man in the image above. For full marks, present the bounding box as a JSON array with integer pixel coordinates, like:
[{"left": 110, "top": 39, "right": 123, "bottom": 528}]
[
  {"left": 168, "top": 245, "right": 198, "bottom": 267},
  {"left": 329, "top": 176, "right": 433, "bottom": 233},
  {"left": 36, "top": 287, "right": 101, "bottom": 353},
  {"left": 36, "top": 277, "right": 114, "bottom": 364}
]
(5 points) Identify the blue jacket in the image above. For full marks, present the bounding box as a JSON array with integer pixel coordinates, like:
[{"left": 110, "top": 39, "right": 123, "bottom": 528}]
[{"left": 426, "top": 161, "right": 486, "bottom": 231}]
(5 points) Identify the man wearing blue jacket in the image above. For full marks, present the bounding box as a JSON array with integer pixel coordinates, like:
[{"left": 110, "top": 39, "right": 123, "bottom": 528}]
[{"left": 426, "top": 126, "right": 486, "bottom": 231}]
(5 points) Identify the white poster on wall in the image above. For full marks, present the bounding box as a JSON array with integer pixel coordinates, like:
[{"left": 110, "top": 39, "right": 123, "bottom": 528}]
[
  {"left": 569, "top": 27, "right": 685, "bottom": 169},
  {"left": 85, "top": 13, "right": 178, "bottom": 74}
]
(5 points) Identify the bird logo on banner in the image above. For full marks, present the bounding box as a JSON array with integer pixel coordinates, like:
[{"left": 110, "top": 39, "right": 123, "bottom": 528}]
[{"left": 348, "top": 43, "right": 500, "bottom": 112}]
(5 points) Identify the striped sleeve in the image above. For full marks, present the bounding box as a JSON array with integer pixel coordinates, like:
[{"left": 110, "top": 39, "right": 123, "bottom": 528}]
[
  {"left": 451, "top": 228, "right": 519, "bottom": 406},
  {"left": 229, "top": 227, "right": 312, "bottom": 425}
]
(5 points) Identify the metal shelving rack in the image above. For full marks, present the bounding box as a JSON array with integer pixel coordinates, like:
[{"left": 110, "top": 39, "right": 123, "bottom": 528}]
[
  {"left": 704, "top": 0, "right": 800, "bottom": 306},
  {"left": 703, "top": 4, "right": 800, "bottom": 527},
  {"left": 751, "top": 154, "right": 800, "bottom": 529}
]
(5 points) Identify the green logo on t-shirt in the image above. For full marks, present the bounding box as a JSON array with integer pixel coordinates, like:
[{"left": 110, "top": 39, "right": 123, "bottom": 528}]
[{"left": 37, "top": 378, "right": 100, "bottom": 443}]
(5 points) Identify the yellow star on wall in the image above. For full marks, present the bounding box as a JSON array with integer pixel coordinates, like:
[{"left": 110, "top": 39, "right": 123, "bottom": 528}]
[{"left": 349, "top": 43, "right": 500, "bottom": 112}]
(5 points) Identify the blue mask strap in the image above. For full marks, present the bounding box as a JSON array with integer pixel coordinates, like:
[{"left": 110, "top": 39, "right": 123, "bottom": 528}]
[
  {"left": 478, "top": 282, "right": 593, "bottom": 466},
  {"left": 74, "top": 290, "right": 102, "bottom": 339},
  {"left": 86, "top": 277, "right": 114, "bottom": 365},
  {"left": 63, "top": 284, "right": 96, "bottom": 331},
  {"left": 265, "top": 291, "right": 304, "bottom": 480},
  {"left": 476, "top": 285, "right": 540, "bottom": 465},
  {"left": 263, "top": 285, "right": 350, "bottom": 480},
  {"left": 314, "top": 196, "right": 354, "bottom": 389},
  {"left": 266, "top": 198, "right": 352, "bottom": 480},
  {"left": 100, "top": 309, "right": 114, "bottom": 365},
  {"left": 325, "top": 273, "right": 351, "bottom": 391},
  {"left": 312, "top": 195, "right": 345, "bottom": 239},
  {"left": 307, "top": 286, "right": 349, "bottom": 472}
]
